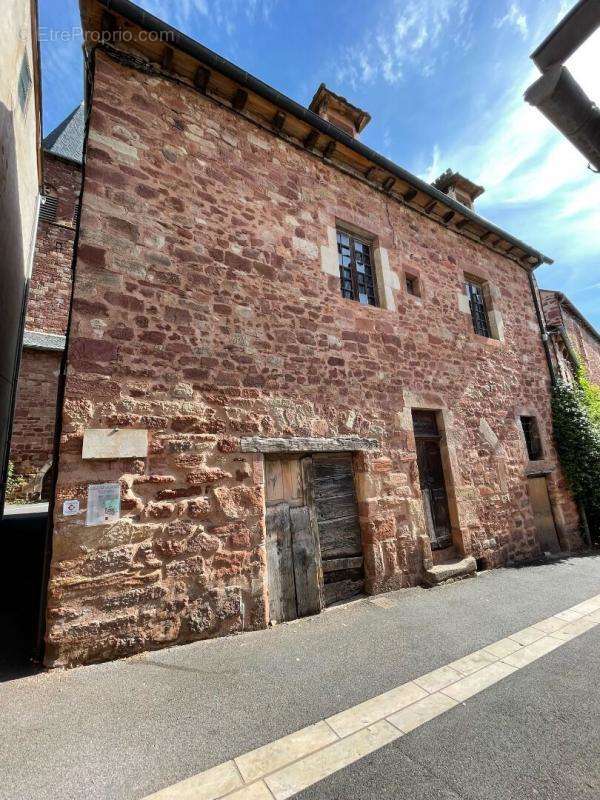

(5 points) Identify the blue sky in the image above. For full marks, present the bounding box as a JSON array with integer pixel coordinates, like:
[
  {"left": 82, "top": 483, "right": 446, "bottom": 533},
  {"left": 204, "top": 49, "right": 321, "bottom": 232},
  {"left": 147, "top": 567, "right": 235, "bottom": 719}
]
[{"left": 39, "top": 0, "right": 599, "bottom": 327}]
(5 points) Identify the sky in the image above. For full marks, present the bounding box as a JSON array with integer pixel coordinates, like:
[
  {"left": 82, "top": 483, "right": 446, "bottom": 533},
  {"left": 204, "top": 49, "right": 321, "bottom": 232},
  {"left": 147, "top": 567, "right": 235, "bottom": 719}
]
[{"left": 39, "top": 0, "right": 600, "bottom": 327}]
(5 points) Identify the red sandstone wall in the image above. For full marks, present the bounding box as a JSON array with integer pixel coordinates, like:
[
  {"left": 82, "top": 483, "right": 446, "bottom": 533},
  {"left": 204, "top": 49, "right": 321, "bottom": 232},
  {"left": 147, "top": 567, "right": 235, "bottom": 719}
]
[
  {"left": 45, "top": 51, "right": 581, "bottom": 666},
  {"left": 8, "top": 153, "right": 80, "bottom": 498},
  {"left": 9, "top": 349, "right": 61, "bottom": 495},
  {"left": 541, "top": 290, "right": 600, "bottom": 385},
  {"left": 26, "top": 153, "right": 79, "bottom": 336}
]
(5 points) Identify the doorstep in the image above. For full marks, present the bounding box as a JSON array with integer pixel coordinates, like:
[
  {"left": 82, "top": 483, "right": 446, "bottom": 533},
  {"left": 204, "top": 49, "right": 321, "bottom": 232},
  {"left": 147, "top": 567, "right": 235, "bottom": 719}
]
[{"left": 423, "top": 555, "right": 477, "bottom": 586}]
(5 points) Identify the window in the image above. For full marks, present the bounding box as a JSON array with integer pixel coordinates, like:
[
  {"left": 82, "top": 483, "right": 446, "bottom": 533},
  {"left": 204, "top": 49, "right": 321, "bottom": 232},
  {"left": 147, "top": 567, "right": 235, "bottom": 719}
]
[
  {"left": 465, "top": 278, "right": 491, "bottom": 338},
  {"left": 405, "top": 274, "right": 420, "bottom": 297},
  {"left": 521, "top": 416, "right": 543, "bottom": 461},
  {"left": 39, "top": 195, "right": 58, "bottom": 223},
  {"left": 337, "top": 229, "right": 378, "bottom": 306},
  {"left": 17, "top": 54, "right": 32, "bottom": 113}
]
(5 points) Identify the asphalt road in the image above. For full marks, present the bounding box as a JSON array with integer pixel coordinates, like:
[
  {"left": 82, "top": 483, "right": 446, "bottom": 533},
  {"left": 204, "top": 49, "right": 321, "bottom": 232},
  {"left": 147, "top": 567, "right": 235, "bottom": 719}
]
[{"left": 1, "top": 554, "right": 599, "bottom": 800}]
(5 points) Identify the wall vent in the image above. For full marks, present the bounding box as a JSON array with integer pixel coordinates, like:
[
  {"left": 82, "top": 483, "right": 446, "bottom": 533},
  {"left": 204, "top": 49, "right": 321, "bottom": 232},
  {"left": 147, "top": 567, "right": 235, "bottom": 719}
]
[{"left": 39, "top": 195, "right": 58, "bottom": 223}]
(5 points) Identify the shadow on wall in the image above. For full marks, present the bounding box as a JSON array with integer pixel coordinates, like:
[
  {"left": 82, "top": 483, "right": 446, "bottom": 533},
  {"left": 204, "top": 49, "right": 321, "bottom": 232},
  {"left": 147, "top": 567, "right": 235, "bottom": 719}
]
[{"left": 0, "top": 100, "right": 29, "bottom": 507}]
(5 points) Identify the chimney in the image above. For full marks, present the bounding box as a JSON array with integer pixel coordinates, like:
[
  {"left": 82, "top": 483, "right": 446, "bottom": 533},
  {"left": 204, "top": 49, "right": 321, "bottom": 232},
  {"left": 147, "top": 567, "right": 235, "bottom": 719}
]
[
  {"left": 432, "top": 169, "right": 485, "bottom": 210},
  {"left": 308, "top": 83, "right": 371, "bottom": 139}
]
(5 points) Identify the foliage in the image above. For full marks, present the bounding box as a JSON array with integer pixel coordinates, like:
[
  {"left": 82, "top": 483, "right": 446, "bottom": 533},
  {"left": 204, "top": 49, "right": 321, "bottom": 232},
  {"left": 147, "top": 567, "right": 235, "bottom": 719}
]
[
  {"left": 5, "top": 461, "right": 28, "bottom": 504},
  {"left": 552, "top": 375, "right": 600, "bottom": 542}
]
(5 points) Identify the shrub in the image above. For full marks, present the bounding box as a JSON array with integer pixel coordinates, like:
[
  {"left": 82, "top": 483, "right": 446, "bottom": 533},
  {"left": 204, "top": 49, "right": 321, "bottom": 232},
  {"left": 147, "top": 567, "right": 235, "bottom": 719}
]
[{"left": 552, "top": 373, "right": 600, "bottom": 542}]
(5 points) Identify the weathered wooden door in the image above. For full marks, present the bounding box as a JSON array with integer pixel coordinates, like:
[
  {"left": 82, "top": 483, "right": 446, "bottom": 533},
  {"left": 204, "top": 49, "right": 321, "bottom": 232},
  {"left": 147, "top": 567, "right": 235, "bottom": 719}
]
[
  {"left": 265, "top": 456, "right": 323, "bottom": 622},
  {"left": 413, "top": 411, "right": 452, "bottom": 550},
  {"left": 265, "top": 452, "right": 364, "bottom": 620},
  {"left": 527, "top": 476, "right": 560, "bottom": 553},
  {"left": 312, "top": 453, "right": 364, "bottom": 605}
]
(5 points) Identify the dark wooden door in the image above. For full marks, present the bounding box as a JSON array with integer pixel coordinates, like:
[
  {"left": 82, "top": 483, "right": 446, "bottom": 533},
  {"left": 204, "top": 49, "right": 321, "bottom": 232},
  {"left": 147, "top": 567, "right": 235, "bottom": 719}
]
[
  {"left": 313, "top": 453, "right": 364, "bottom": 605},
  {"left": 413, "top": 411, "right": 451, "bottom": 550}
]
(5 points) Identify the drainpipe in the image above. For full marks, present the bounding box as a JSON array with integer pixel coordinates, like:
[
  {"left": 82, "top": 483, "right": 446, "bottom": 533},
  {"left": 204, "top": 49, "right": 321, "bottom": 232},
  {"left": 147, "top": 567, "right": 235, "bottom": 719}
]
[{"left": 528, "top": 269, "right": 556, "bottom": 384}]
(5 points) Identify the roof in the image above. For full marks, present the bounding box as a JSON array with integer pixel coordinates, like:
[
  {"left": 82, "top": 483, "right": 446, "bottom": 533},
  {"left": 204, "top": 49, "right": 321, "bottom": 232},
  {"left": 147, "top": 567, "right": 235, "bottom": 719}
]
[
  {"left": 540, "top": 289, "right": 600, "bottom": 344},
  {"left": 81, "top": 0, "right": 553, "bottom": 267},
  {"left": 42, "top": 103, "right": 85, "bottom": 164}
]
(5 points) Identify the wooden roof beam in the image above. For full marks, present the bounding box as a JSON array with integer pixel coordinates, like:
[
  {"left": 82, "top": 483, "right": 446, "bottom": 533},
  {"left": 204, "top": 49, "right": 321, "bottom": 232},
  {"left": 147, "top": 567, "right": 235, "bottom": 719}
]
[
  {"left": 424, "top": 200, "right": 437, "bottom": 213},
  {"left": 323, "top": 140, "right": 336, "bottom": 159},
  {"left": 161, "top": 46, "right": 174, "bottom": 70},
  {"left": 403, "top": 188, "right": 417, "bottom": 202},
  {"left": 232, "top": 88, "right": 249, "bottom": 111},
  {"left": 194, "top": 65, "right": 211, "bottom": 93},
  {"left": 383, "top": 176, "right": 396, "bottom": 192},
  {"left": 304, "top": 129, "right": 319, "bottom": 149},
  {"left": 442, "top": 210, "right": 455, "bottom": 224},
  {"left": 272, "top": 110, "right": 286, "bottom": 131}
]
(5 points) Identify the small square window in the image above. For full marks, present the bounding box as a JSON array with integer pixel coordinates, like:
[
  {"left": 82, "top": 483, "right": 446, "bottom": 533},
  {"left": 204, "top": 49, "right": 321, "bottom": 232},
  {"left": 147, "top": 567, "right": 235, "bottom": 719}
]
[
  {"left": 465, "top": 278, "right": 491, "bottom": 338},
  {"left": 521, "top": 416, "right": 543, "bottom": 461},
  {"left": 336, "top": 229, "right": 379, "bottom": 307},
  {"left": 39, "top": 195, "right": 58, "bottom": 223},
  {"left": 405, "top": 274, "right": 420, "bottom": 297},
  {"left": 17, "top": 54, "right": 32, "bottom": 114}
]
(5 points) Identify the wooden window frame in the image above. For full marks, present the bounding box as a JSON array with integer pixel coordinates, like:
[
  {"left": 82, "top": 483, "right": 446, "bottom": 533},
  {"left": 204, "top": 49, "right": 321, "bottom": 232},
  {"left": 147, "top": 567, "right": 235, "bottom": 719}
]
[
  {"left": 336, "top": 228, "right": 380, "bottom": 307},
  {"left": 465, "top": 276, "right": 492, "bottom": 338}
]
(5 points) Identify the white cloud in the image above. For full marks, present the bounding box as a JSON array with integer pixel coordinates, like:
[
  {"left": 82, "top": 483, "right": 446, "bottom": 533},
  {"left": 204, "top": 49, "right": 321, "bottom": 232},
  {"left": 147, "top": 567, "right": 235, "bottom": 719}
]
[
  {"left": 334, "top": 0, "right": 471, "bottom": 88},
  {"left": 140, "top": 0, "right": 277, "bottom": 36},
  {"left": 494, "top": 3, "right": 528, "bottom": 39}
]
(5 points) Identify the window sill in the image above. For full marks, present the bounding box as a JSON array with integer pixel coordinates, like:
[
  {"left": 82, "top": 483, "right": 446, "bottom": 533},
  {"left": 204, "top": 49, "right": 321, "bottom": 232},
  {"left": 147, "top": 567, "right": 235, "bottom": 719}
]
[{"left": 466, "top": 331, "right": 503, "bottom": 347}]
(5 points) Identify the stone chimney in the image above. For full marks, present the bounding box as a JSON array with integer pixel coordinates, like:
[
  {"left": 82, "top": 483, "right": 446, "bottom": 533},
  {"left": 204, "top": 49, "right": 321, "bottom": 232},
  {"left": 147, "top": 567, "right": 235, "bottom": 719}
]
[
  {"left": 432, "top": 169, "right": 485, "bottom": 210},
  {"left": 308, "top": 84, "right": 371, "bottom": 138}
]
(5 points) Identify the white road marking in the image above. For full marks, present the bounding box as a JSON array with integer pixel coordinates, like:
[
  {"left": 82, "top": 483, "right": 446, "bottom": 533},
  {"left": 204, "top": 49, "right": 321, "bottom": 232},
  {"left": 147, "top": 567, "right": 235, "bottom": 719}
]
[{"left": 142, "top": 592, "right": 600, "bottom": 800}]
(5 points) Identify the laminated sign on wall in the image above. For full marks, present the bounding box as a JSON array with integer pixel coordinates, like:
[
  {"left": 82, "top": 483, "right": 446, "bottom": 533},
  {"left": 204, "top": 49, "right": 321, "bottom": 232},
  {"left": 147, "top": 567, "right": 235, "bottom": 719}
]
[{"left": 86, "top": 483, "right": 121, "bottom": 526}]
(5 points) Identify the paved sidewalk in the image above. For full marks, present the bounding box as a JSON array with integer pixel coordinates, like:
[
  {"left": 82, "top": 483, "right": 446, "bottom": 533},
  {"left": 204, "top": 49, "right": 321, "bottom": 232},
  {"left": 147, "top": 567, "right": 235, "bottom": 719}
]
[{"left": 1, "top": 555, "right": 599, "bottom": 800}]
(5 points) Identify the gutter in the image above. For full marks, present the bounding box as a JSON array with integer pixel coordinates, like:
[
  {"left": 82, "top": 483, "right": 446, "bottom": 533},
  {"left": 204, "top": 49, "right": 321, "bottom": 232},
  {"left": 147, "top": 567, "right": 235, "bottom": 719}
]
[{"left": 99, "top": 0, "right": 553, "bottom": 267}]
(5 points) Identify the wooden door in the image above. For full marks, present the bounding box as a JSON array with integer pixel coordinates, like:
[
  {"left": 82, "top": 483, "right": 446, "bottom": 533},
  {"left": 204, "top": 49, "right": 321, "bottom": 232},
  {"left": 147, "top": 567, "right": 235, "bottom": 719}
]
[
  {"left": 312, "top": 453, "right": 364, "bottom": 606},
  {"left": 413, "top": 411, "right": 451, "bottom": 550},
  {"left": 527, "top": 476, "right": 560, "bottom": 553},
  {"left": 264, "top": 456, "right": 323, "bottom": 622}
]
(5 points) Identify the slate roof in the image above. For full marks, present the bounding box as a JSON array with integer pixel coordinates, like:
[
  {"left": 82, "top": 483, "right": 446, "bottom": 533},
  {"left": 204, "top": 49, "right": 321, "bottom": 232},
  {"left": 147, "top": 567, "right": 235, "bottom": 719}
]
[{"left": 43, "top": 103, "right": 85, "bottom": 164}]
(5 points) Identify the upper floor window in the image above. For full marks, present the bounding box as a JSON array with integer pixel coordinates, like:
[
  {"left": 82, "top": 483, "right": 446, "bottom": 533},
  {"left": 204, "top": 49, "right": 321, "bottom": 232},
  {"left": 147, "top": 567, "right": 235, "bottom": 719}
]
[
  {"left": 521, "top": 416, "right": 543, "bottom": 461},
  {"left": 405, "top": 273, "right": 420, "bottom": 297},
  {"left": 465, "top": 278, "right": 491, "bottom": 338},
  {"left": 17, "top": 54, "right": 32, "bottom": 113},
  {"left": 337, "top": 229, "right": 379, "bottom": 307},
  {"left": 39, "top": 195, "right": 58, "bottom": 223}
]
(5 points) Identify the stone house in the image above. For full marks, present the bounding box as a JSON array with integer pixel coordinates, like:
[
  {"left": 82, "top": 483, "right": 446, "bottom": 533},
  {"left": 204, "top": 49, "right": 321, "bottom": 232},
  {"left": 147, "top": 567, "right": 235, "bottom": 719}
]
[
  {"left": 9, "top": 105, "right": 83, "bottom": 500},
  {"left": 41, "top": 0, "right": 586, "bottom": 666},
  {"left": 541, "top": 289, "right": 600, "bottom": 386}
]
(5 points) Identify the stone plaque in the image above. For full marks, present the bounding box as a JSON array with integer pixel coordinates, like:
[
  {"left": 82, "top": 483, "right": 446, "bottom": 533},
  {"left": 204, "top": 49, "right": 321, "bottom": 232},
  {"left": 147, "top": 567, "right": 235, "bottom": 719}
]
[
  {"left": 82, "top": 428, "right": 148, "bottom": 460},
  {"left": 86, "top": 483, "right": 121, "bottom": 526}
]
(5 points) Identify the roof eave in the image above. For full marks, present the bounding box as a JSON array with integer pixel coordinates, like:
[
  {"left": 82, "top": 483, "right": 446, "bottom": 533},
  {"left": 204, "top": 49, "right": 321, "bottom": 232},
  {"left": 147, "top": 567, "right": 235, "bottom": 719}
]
[{"left": 93, "top": 0, "right": 553, "bottom": 267}]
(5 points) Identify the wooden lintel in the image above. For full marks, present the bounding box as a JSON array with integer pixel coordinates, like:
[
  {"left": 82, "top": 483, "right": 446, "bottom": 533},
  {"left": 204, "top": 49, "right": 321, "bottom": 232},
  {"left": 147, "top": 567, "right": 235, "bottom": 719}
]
[
  {"left": 383, "top": 177, "right": 396, "bottom": 192},
  {"left": 365, "top": 166, "right": 377, "bottom": 180},
  {"left": 194, "top": 65, "right": 211, "bottom": 93},
  {"left": 272, "top": 111, "right": 286, "bottom": 131},
  {"left": 304, "top": 130, "right": 319, "bottom": 149},
  {"left": 442, "top": 210, "right": 455, "bottom": 224},
  {"left": 323, "top": 140, "right": 336, "bottom": 159},
  {"left": 403, "top": 188, "right": 417, "bottom": 202},
  {"left": 424, "top": 200, "right": 437, "bottom": 213},
  {"left": 161, "top": 46, "right": 174, "bottom": 70}
]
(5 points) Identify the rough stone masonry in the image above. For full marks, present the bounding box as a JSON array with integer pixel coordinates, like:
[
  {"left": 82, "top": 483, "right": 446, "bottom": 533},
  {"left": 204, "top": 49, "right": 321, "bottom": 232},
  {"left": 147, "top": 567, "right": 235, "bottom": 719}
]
[{"left": 44, "top": 39, "right": 582, "bottom": 666}]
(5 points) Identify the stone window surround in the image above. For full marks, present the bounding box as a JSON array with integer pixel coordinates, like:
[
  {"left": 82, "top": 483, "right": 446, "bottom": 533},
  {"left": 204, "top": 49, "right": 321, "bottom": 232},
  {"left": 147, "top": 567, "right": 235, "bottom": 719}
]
[
  {"left": 513, "top": 407, "right": 555, "bottom": 476},
  {"left": 320, "top": 219, "right": 400, "bottom": 312},
  {"left": 403, "top": 269, "right": 422, "bottom": 299},
  {"left": 457, "top": 268, "right": 505, "bottom": 342}
]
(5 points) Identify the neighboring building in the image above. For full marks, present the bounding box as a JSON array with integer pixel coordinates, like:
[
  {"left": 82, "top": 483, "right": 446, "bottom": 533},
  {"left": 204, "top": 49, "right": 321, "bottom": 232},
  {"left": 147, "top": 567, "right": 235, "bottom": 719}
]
[
  {"left": 43, "top": 0, "right": 584, "bottom": 667},
  {"left": 8, "top": 105, "right": 84, "bottom": 501},
  {"left": 0, "top": 0, "right": 43, "bottom": 510},
  {"left": 541, "top": 289, "right": 600, "bottom": 385}
]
